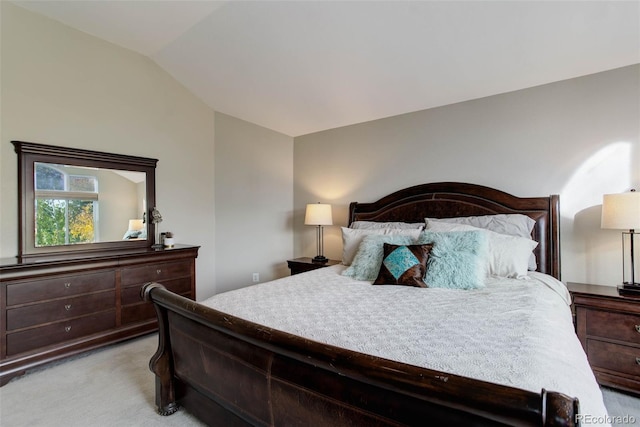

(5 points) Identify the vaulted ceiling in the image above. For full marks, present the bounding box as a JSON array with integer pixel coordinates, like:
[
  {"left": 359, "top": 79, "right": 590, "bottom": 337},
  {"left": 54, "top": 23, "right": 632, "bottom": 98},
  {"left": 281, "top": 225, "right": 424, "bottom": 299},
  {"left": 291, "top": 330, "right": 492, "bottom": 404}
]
[{"left": 12, "top": 1, "right": 640, "bottom": 136}]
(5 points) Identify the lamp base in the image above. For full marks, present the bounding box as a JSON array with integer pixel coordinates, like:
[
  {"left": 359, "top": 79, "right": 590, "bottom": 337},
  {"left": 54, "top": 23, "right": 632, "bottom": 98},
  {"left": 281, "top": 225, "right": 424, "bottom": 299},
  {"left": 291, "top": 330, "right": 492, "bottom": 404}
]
[
  {"left": 312, "top": 255, "right": 328, "bottom": 263},
  {"left": 617, "top": 283, "right": 640, "bottom": 297}
]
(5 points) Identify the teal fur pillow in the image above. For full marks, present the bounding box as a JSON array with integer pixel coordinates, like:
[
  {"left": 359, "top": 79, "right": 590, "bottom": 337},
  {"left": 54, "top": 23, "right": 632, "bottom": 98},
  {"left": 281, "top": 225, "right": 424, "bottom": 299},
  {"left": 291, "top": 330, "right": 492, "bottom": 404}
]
[
  {"left": 415, "top": 230, "right": 489, "bottom": 290},
  {"left": 373, "top": 243, "right": 433, "bottom": 288},
  {"left": 342, "top": 234, "right": 417, "bottom": 281}
]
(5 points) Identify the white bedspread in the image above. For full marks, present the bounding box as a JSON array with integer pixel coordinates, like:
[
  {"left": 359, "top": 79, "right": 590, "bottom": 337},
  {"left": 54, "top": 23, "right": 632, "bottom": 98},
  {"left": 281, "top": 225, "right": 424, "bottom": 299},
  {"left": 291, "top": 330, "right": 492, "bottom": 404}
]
[{"left": 202, "top": 265, "right": 609, "bottom": 425}]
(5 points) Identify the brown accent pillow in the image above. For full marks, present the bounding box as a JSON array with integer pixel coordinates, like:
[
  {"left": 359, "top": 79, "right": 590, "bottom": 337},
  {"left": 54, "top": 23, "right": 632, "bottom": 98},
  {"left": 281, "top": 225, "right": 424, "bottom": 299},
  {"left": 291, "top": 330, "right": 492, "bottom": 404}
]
[{"left": 373, "top": 243, "right": 433, "bottom": 288}]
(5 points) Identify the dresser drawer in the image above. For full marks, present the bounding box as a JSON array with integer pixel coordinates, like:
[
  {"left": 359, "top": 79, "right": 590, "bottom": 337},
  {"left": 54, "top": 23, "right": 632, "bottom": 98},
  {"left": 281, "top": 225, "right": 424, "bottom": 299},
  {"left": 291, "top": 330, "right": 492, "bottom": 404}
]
[
  {"left": 6, "top": 270, "right": 115, "bottom": 306},
  {"left": 121, "top": 303, "right": 157, "bottom": 325},
  {"left": 121, "top": 260, "right": 191, "bottom": 286},
  {"left": 588, "top": 339, "right": 640, "bottom": 378},
  {"left": 6, "top": 310, "right": 116, "bottom": 356},
  {"left": 121, "top": 277, "right": 192, "bottom": 306},
  {"left": 6, "top": 291, "right": 115, "bottom": 331},
  {"left": 121, "top": 278, "right": 192, "bottom": 325},
  {"left": 585, "top": 308, "right": 640, "bottom": 345},
  {"left": 120, "top": 289, "right": 190, "bottom": 325}
]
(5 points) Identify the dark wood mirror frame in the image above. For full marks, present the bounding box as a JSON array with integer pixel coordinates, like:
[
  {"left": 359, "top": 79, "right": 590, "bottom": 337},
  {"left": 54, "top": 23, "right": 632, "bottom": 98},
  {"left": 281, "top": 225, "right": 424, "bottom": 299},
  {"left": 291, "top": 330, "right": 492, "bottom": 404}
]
[{"left": 13, "top": 141, "right": 157, "bottom": 260}]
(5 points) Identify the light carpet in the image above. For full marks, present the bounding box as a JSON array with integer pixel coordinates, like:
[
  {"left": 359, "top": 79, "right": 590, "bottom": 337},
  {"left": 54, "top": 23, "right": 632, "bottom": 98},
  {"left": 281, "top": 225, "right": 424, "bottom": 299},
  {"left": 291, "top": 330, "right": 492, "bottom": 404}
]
[
  {"left": 0, "top": 335, "right": 205, "bottom": 426},
  {"left": 1, "top": 334, "right": 638, "bottom": 426}
]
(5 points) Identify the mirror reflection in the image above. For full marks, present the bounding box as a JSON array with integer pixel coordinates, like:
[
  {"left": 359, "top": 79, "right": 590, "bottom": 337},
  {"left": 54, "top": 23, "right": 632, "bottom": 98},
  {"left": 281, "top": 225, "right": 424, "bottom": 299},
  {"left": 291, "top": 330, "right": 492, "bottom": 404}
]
[{"left": 34, "top": 162, "right": 147, "bottom": 247}]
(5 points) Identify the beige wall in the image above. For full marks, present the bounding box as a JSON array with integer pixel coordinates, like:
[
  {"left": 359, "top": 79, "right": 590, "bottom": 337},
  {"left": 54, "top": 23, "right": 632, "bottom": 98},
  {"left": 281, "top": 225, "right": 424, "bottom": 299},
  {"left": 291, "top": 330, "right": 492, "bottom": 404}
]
[
  {"left": 0, "top": 3, "right": 217, "bottom": 297},
  {"left": 294, "top": 64, "right": 640, "bottom": 286},
  {"left": 4, "top": 3, "right": 637, "bottom": 293},
  {"left": 214, "top": 113, "right": 293, "bottom": 293}
]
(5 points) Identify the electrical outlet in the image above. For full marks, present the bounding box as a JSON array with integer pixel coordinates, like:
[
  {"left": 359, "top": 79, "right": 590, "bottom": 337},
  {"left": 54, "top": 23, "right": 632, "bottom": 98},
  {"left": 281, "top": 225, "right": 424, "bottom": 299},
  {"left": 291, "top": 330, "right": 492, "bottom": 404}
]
[{"left": 252, "top": 273, "right": 259, "bottom": 282}]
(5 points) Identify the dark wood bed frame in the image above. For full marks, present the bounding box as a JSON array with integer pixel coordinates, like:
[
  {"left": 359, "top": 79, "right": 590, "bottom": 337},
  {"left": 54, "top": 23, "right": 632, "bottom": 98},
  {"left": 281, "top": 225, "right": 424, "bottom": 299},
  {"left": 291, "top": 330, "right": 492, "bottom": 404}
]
[{"left": 143, "top": 182, "right": 575, "bottom": 426}]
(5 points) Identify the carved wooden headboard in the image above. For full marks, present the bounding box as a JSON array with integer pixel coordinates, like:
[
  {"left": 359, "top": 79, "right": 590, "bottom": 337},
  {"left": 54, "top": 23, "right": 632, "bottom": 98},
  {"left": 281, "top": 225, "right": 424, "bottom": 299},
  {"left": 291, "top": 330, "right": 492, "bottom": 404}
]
[{"left": 349, "top": 182, "right": 560, "bottom": 279}]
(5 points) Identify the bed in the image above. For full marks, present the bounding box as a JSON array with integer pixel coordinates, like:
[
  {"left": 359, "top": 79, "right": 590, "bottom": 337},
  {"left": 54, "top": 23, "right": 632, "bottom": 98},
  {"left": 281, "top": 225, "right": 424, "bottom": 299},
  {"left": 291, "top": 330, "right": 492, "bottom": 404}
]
[{"left": 143, "top": 182, "right": 607, "bottom": 426}]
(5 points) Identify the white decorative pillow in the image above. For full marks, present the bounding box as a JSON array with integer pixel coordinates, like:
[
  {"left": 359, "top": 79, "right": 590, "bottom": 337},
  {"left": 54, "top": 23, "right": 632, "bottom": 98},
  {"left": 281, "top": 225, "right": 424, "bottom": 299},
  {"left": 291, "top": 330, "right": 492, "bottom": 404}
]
[
  {"left": 350, "top": 221, "right": 424, "bottom": 230},
  {"left": 486, "top": 232, "right": 538, "bottom": 278},
  {"left": 424, "top": 222, "right": 537, "bottom": 278},
  {"left": 426, "top": 214, "right": 537, "bottom": 270},
  {"left": 425, "top": 214, "right": 535, "bottom": 237},
  {"left": 341, "top": 227, "right": 423, "bottom": 265}
]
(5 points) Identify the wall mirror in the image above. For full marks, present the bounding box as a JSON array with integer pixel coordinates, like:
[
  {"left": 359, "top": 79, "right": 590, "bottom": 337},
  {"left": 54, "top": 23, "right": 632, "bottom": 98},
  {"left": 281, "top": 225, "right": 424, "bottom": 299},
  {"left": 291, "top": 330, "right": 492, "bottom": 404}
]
[{"left": 13, "top": 141, "right": 157, "bottom": 259}]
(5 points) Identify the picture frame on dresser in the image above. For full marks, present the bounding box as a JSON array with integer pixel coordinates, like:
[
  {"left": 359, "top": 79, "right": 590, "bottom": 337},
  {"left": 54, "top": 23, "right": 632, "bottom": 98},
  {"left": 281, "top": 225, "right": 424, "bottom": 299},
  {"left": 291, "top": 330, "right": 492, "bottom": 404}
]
[{"left": 0, "top": 141, "right": 199, "bottom": 386}]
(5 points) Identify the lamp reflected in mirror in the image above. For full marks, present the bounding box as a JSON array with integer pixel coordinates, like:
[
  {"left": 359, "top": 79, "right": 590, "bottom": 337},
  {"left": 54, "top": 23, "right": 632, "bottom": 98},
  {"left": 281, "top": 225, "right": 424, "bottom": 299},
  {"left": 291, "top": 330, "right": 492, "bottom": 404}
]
[{"left": 123, "top": 219, "right": 145, "bottom": 240}]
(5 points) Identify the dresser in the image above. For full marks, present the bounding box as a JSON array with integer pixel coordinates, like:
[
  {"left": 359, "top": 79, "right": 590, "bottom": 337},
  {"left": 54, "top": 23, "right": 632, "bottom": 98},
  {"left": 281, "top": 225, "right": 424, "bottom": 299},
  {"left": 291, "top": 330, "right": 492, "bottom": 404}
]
[
  {"left": 567, "top": 282, "right": 640, "bottom": 395},
  {"left": 0, "top": 245, "right": 199, "bottom": 386}
]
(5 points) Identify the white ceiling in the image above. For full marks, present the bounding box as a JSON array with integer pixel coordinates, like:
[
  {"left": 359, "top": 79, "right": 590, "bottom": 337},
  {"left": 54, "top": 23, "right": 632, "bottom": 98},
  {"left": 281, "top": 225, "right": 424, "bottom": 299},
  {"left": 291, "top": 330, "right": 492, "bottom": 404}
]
[{"left": 11, "top": 1, "right": 640, "bottom": 137}]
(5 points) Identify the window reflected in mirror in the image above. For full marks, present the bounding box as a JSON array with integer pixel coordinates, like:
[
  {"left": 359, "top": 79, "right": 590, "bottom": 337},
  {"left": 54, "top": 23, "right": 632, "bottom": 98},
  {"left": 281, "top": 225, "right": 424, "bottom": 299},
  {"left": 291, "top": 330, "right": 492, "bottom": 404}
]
[{"left": 34, "top": 163, "right": 146, "bottom": 247}]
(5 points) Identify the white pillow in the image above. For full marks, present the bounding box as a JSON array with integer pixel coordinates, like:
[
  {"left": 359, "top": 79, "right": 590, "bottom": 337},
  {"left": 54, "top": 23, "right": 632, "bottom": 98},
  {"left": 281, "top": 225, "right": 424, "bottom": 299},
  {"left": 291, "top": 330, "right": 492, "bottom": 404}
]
[
  {"left": 426, "top": 214, "right": 537, "bottom": 270},
  {"left": 486, "top": 232, "right": 538, "bottom": 278},
  {"left": 341, "top": 227, "right": 423, "bottom": 265},
  {"left": 350, "top": 221, "right": 424, "bottom": 230},
  {"left": 424, "top": 221, "right": 537, "bottom": 278}
]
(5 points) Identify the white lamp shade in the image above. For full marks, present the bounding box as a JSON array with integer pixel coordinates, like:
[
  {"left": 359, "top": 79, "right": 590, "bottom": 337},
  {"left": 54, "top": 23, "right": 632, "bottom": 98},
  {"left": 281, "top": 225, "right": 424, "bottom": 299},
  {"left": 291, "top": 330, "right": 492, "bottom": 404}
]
[
  {"left": 128, "top": 219, "right": 144, "bottom": 231},
  {"left": 601, "top": 191, "right": 640, "bottom": 230},
  {"left": 304, "top": 203, "right": 333, "bottom": 226}
]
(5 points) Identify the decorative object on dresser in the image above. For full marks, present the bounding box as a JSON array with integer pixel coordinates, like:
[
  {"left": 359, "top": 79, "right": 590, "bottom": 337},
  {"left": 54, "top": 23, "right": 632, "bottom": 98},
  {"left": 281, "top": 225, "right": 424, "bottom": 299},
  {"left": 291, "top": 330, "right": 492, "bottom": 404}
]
[
  {"left": 601, "top": 189, "right": 640, "bottom": 296},
  {"left": 1, "top": 141, "right": 199, "bottom": 386},
  {"left": 568, "top": 282, "right": 640, "bottom": 395},
  {"left": 150, "top": 207, "right": 164, "bottom": 249},
  {"left": 163, "top": 232, "right": 175, "bottom": 248},
  {"left": 287, "top": 257, "right": 340, "bottom": 275},
  {"left": 304, "top": 203, "right": 333, "bottom": 262}
]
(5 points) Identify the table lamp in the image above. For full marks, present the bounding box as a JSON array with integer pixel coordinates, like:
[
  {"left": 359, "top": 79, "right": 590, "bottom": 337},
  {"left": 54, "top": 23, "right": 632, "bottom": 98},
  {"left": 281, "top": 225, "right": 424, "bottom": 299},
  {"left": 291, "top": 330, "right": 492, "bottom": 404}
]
[
  {"left": 305, "top": 203, "right": 332, "bottom": 263},
  {"left": 602, "top": 189, "right": 640, "bottom": 295}
]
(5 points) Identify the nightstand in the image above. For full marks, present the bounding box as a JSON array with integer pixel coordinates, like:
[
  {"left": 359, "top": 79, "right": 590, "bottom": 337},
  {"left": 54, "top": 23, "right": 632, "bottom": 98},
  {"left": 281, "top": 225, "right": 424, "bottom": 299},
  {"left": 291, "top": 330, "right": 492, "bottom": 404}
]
[
  {"left": 567, "top": 282, "right": 640, "bottom": 395},
  {"left": 287, "top": 257, "right": 341, "bottom": 275}
]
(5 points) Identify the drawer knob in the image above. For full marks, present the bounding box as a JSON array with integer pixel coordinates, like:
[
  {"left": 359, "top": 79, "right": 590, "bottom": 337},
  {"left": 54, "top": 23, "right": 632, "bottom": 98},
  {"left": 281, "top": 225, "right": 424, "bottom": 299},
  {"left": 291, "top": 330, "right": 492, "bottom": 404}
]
[
  {"left": 156, "top": 269, "right": 162, "bottom": 275},
  {"left": 65, "top": 326, "right": 72, "bottom": 333},
  {"left": 65, "top": 304, "right": 72, "bottom": 311},
  {"left": 637, "top": 357, "right": 640, "bottom": 365},
  {"left": 64, "top": 282, "right": 71, "bottom": 289},
  {"left": 636, "top": 325, "right": 640, "bottom": 333}
]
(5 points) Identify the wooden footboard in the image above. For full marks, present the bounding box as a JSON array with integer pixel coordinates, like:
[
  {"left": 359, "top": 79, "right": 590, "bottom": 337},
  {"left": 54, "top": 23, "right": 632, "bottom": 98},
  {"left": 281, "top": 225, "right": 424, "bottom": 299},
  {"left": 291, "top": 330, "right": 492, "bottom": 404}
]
[{"left": 142, "top": 283, "right": 579, "bottom": 427}]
